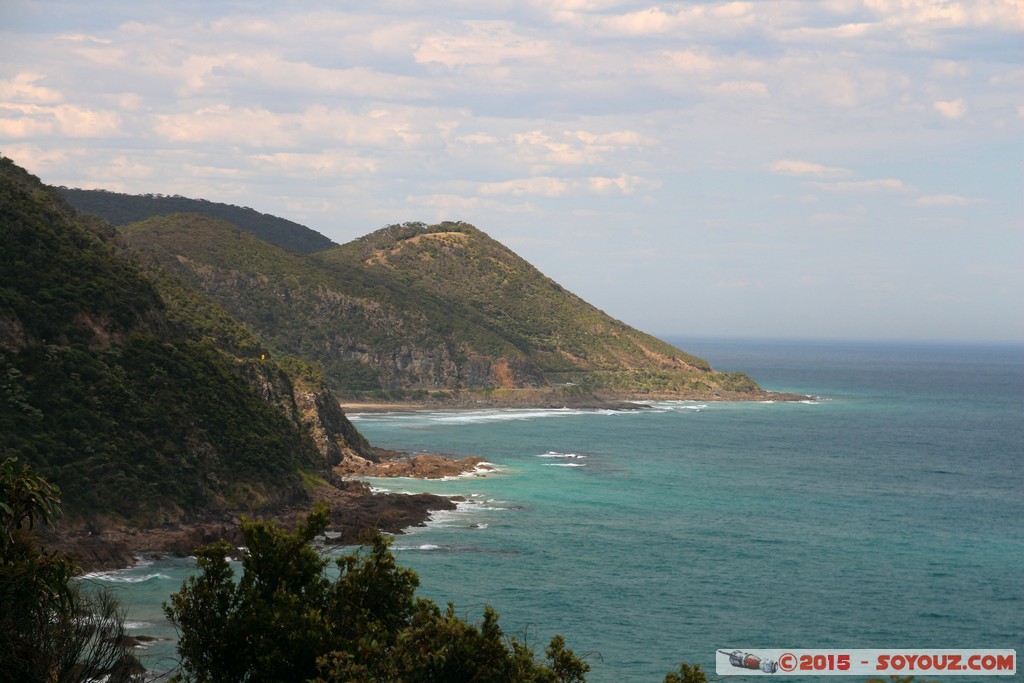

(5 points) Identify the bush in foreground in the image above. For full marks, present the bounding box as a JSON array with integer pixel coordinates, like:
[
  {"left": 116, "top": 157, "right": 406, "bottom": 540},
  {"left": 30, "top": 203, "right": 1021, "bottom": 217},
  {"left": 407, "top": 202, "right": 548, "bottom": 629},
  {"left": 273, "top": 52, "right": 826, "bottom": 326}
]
[
  {"left": 165, "top": 502, "right": 591, "bottom": 682},
  {"left": 0, "top": 457, "right": 137, "bottom": 681}
]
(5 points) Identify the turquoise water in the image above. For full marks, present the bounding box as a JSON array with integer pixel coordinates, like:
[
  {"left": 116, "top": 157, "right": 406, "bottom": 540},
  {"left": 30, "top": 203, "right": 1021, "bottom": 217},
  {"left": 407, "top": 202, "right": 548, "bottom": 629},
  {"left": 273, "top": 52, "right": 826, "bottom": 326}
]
[{"left": 84, "top": 339, "right": 1024, "bottom": 681}]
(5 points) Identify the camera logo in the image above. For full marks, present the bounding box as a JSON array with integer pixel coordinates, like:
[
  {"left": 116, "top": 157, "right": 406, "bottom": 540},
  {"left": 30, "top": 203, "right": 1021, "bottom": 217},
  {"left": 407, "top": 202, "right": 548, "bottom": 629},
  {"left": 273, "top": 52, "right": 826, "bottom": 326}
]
[{"left": 719, "top": 650, "right": 778, "bottom": 674}]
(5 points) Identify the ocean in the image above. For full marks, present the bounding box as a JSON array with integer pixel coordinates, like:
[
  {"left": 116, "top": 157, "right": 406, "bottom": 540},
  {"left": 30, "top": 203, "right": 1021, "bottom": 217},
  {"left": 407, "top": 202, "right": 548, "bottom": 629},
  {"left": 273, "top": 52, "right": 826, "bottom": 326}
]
[{"left": 83, "top": 338, "right": 1024, "bottom": 681}]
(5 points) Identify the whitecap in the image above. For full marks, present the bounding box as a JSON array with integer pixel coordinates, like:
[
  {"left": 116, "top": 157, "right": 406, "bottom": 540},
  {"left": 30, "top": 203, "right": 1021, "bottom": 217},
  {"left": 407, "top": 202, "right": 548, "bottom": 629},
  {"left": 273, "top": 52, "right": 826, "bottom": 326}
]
[
  {"left": 354, "top": 407, "right": 616, "bottom": 427},
  {"left": 543, "top": 462, "right": 585, "bottom": 467},
  {"left": 535, "top": 451, "right": 586, "bottom": 459},
  {"left": 80, "top": 572, "right": 170, "bottom": 584}
]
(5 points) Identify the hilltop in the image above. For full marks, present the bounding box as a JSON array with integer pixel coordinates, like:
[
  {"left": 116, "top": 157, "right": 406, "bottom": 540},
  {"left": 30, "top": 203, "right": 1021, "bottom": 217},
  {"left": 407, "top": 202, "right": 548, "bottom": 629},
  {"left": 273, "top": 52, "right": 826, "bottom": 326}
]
[
  {"left": 118, "top": 215, "right": 772, "bottom": 405},
  {"left": 59, "top": 187, "right": 335, "bottom": 254}
]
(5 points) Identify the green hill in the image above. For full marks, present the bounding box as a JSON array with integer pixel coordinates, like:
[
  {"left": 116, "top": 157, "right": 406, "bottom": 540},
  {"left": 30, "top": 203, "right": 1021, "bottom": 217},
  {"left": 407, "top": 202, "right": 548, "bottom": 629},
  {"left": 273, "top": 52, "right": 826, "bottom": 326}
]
[
  {"left": 58, "top": 187, "right": 335, "bottom": 254},
  {"left": 0, "top": 157, "right": 367, "bottom": 526},
  {"left": 119, "top": 216, "right": 764, "bottom": 403}
]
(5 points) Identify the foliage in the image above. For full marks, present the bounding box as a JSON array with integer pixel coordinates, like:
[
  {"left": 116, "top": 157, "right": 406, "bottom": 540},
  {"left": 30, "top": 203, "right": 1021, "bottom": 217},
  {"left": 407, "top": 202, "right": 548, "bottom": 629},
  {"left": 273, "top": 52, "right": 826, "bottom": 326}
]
[
  {"left": 165, "top": 505, "right": 591, "bottom": 683},
  {"left": 664, "top": 661, "right": 708, "bottom": 683},
  {"left": 59, "top": 187, "right": 336, "bottom": 253},
  {"left": 0, "top": 158, "right": 164, "bottom": 348},
  {"left": 1, "top": 335, "right": 322, "bottom": 522},
  {"left": 1, "top": 457, "right": 138, "bottom": 681},
  {"left": 1, "top": 156, "right": 366, "bottom": 524}
]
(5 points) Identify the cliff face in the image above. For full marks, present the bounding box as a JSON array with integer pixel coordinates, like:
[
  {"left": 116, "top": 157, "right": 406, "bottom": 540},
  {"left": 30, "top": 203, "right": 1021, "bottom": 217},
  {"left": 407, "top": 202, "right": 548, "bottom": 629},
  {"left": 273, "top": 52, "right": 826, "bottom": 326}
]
[{"left": 241, "top": 360, "right": 374, "bottom": 466}]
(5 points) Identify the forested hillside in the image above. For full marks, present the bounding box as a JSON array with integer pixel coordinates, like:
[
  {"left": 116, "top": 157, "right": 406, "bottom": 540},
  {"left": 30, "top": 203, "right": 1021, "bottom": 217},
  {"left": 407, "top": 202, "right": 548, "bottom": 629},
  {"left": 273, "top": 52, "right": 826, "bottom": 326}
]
[
  {"left": 59, "top": 187, "right": 335, "bottom": 254},
  {"left": 120, "top": 217, "right": 765, "bottom": 403},
  {"left": 0, "top": 157, "right": 366, "bottom": 525}
]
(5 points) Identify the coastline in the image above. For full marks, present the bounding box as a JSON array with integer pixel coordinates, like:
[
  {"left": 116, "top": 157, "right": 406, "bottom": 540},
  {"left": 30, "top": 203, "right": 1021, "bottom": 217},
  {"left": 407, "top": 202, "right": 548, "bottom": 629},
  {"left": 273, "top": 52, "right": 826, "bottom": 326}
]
[
  {"left": 48, "top": 392, "right": 809, "bottom": 573},
  {"left": 340, "top": 388, "right": 810, "bottom": 414},
  {"left": 46, "top": 458, "right": 484, "bottom": 573}
]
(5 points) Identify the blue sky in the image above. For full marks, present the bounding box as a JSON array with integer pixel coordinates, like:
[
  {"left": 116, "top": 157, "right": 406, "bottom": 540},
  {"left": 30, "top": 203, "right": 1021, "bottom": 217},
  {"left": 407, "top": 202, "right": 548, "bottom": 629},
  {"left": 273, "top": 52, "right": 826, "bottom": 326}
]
[{"left": 2, "top": 1, "right": 1022, "bottom": 341}]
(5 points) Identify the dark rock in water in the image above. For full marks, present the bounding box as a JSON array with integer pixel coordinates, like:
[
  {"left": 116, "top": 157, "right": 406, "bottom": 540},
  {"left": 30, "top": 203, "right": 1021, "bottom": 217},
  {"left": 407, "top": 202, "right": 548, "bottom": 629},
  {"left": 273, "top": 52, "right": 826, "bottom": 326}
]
[
  {"left": 117, "top": 634, "right": 163, "bottom": 649},
  {"left": 44, "top": 479, "right": 463, "bottom": 571}
]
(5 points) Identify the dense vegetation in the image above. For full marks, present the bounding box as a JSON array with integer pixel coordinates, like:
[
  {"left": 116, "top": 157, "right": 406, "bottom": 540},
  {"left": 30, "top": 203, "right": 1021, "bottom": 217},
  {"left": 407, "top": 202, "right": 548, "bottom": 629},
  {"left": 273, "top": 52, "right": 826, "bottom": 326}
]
[
  {"left": 59, "top": 187, "right": 335, "bottom": 254},
  {"left": 166, "top": 504, "right": 592, "bottom": 682},
  {"left": 118, "top": 215, "right": 764, "bottom": 401},
  {"left": 1, "top": 457, "right": 138, "bottom": 681},
  {"left": 0, "top": 157, "right": 361, "bottom": 524}
]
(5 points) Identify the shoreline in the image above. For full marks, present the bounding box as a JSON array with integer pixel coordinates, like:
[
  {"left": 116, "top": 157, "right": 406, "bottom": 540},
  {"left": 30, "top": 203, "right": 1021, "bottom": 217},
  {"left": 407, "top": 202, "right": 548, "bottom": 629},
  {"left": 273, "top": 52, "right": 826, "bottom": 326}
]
[
  {"left": 47, "top": 467, "right": 479, "bottom": 573},
  {"left": 47, "top": 449, "right": 494, "bottom": 573},
  {"left": 341, "top": 389, "right": 810, "bottom": 414}
]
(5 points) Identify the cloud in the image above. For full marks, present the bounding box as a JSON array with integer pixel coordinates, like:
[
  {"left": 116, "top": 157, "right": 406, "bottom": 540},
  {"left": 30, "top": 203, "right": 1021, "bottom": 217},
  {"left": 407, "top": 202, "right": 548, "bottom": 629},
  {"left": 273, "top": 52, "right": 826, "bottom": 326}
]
[
  {"left": 916, "top": 194, "right": 977, "bottom": 206},
  {"left": 414, "top": 21, "right": 551, "bottom": 67},
  {"left": 863, "top": 0, "right": 1024, "bottom": 31},
  {"left": 703, "top": 80, "right": 769, "bottom": 97},
  {"left": 0, "top": 73, "right": 62, "bottom": 104},
  {"left": 507, "top": 128, "right": 651, "bottom": 166},
  {"left": 714, "top": 278, "right": 752, "bottom": 290},
  {"left": 934, "top": 98, "right": 967, "bottom": 119},
  {"left": 478, "top": 176, "right": 570, "bottom": 198},
  {"left": 812, "top": 178, "right": 913, "bottom": 193},
  {"left": 770, "top": 160, "right": 852, "bottom": 177},
  {"left": 588, "top": 173, "right": 659, "bottom": 195},
  {"left": 477, "top": 173, "right": 657, "bottom": 198},
  {"left": 251, "top": 151, "right": 378, "bottom": 178},
  {"left": 595, "top": 3, "right": 759, "bottom": 37},
  {"left": 0, "top": 103, "right": 121, "bottom": 138},
  {"left": 154, "top": 106, "right": 298, "bottom": 146}
]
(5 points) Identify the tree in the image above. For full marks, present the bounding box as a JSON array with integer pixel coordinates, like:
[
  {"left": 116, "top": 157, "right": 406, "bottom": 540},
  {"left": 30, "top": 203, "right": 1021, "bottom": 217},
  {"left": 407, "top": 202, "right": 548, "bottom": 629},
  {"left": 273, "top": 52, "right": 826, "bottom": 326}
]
[
  {"left": 664, "top": 662, "right": 708, "bottom": 683},
  {"left": 165, "top": 503, "right": 591, "bottom": 682},
  {"left": 0, "top": 457, "right": 137, "bottom": 682}
]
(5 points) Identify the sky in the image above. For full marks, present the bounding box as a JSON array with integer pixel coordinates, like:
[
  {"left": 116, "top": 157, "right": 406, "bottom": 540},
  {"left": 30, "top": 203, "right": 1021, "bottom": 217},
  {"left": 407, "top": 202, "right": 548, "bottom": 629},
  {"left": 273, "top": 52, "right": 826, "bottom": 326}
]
[{"left": 2, "top": 1, "right": 1022, "bottom": 342}]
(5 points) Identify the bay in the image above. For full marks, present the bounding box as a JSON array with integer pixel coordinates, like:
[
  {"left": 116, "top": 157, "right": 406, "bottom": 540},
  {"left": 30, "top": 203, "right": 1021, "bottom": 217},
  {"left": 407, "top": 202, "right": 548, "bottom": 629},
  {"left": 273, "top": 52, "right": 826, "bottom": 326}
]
[{"left": 87, "top": 339, "right": 1024, "bottom": 681}]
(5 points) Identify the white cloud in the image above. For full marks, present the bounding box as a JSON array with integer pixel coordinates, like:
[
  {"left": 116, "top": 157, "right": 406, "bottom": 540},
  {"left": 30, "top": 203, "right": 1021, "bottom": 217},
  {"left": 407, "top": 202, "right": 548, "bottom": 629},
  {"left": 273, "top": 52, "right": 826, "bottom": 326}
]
[
  {"left": 477, "top": 173, "right": 656, "bottom": 198},
  {"left": 0, "top": 103, "right": 121, "bottom": 138},
  {"left": 703, "top": 80, "right": 768, "bottom": 97},
  {"left": 53, "top": 105, "right": 122, "bottom": 138},
  {"left": 863, "top": 0, "right": 1024, "bottom": 31},
  {"left": 479, "top": 177, "right": 570, "bottom": 198},
  {"left": 930, "top": 60, "right": 971, "bottom": 78},
  {"left": 770, "top": 160, "right": 852, "bottom": 177},
  {"left": 596, "top": 3, "right": 759, "bottom": 36},
  {"left": 0, "top": 73, "right": 62, "bottom": 104},
  {"left": 916, "top": 194, "right": 976, "bottom": 206},
  {"left": 251, "top": 151, "right": 379, "bottom": 178},
  {"left": 509, "top": 128, "right": 642, "bottom": 166},
  {"left": 588, "top": 173, "right": 658, "bottom": 195},
  {"left": 0, "top": 109, "right": 54, "bottom": 138},
  {"left": 414, "top": 21, "right": 550, "bottom": 67},
  {"left": 934, "top": 98, "right": 968, "bottom": 119},
  {"left": 813, "top": 178, "right": 913, "bottom": 193},
  {"left": 154, "top": 106, "right": 298, "bottom": 146}
]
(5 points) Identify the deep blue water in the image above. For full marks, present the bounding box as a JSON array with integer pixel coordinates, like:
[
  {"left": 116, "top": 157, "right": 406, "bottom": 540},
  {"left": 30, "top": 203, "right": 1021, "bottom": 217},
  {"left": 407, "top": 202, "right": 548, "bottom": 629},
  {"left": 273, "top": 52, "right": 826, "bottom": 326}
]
[{"left": 88, "top": 339, "right": 1024, "bottom": 681}]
